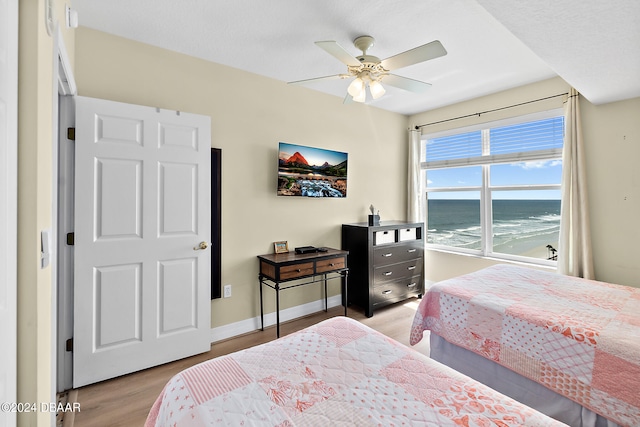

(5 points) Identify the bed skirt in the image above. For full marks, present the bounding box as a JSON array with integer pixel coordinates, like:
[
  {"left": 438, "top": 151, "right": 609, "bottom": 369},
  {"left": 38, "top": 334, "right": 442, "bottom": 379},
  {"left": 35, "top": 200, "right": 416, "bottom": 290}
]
[{"left": 430, "top": 333, "right": 621, "bottom": 427}]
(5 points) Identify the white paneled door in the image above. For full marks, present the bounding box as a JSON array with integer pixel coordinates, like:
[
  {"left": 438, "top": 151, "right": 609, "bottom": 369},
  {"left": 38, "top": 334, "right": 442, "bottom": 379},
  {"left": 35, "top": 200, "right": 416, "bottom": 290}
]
[{"left": 73, "top": 97, "right": 211, "bottom": 387}]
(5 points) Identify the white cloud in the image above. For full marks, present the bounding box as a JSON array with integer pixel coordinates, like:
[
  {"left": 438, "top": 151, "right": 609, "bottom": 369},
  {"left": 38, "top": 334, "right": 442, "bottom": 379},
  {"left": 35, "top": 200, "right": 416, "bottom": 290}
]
[{"left": 516, "top": 160, "right": 562, "bottom": 170}]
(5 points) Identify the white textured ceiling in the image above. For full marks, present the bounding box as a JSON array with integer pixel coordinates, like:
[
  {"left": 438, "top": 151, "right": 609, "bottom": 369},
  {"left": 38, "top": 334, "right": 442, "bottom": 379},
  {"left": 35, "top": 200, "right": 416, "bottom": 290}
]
[
  {"left": 475, "top": 0, "right": 640, "bottom": 106},
  {"left": 72, "top": 0, "right": 640, "bottom": 115}
]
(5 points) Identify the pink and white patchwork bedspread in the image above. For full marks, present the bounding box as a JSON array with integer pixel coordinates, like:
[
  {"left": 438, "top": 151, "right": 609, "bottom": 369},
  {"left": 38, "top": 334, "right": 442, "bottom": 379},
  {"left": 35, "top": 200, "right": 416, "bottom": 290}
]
[
  {"left": 410, "top": 264, "right": 640, "bottom": 427},
  {"left": 146, "top": 316, "right": 564, "bottom": 426}
]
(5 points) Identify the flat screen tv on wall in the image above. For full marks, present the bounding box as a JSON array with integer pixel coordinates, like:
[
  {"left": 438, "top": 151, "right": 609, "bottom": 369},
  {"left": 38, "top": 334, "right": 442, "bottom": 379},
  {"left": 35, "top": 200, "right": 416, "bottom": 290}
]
[{"left": 277, "top": 142, "right": 348, "bottom": 197}]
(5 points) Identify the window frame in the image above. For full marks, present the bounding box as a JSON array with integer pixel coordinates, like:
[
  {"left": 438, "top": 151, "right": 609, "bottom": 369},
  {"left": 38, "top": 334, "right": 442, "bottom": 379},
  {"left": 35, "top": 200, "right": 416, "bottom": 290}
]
[{"left": 421, "top": 109, "right": 563, "bottom": 266}]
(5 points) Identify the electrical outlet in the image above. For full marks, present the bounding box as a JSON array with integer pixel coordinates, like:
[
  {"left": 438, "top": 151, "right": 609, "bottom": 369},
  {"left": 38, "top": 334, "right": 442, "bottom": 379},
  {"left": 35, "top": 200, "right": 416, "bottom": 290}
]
[{"left": 223, "top": 284, "right": 232, "bottom": 298}]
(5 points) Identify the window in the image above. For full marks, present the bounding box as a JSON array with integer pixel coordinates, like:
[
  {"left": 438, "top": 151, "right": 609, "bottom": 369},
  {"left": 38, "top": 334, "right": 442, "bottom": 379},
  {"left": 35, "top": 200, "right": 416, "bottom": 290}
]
[{"left": 422, "top": 111, "right": 564, "bottom": 264}]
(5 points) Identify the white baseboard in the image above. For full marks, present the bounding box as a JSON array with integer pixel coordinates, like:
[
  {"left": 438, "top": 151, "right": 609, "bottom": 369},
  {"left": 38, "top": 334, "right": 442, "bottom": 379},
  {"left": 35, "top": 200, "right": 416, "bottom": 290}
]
[{"left": 210, "top": 295, "right": 344, "bottom": 343}]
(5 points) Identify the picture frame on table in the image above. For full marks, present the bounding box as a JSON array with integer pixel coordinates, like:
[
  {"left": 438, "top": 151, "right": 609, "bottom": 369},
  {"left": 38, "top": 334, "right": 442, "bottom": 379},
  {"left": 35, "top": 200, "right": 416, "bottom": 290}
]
[{"left": 274, "top": 241, "right": 289, "bottom": 254}]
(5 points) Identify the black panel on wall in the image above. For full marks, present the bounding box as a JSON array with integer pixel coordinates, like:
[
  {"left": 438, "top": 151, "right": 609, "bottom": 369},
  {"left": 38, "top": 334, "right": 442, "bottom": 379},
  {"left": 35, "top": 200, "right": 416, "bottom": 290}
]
[{"left": 211, "top": 148, "right": 222, "bottom": 299}]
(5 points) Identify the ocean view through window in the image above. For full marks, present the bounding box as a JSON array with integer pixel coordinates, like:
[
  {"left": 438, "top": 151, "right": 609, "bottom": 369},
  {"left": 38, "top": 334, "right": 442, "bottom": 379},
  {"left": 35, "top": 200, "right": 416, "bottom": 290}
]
[
  {"left": 421, "top": 111, "right": 564, "bottom": 263},
  {"left": 427, "top": 198, "right": 561, "bottom": 257}
]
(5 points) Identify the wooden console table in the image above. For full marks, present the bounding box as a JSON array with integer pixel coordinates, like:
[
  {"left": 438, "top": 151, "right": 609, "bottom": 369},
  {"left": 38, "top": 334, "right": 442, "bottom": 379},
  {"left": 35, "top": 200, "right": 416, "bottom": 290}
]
[{"left": 257, "top": 248, "right": 348, "bottom": 337}]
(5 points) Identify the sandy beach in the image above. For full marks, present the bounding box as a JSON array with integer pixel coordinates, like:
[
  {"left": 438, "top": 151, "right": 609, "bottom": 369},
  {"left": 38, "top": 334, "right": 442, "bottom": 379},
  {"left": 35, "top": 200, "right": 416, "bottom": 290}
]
[{"left": 494, "top": 232, "right": 559, "bottom": 261}]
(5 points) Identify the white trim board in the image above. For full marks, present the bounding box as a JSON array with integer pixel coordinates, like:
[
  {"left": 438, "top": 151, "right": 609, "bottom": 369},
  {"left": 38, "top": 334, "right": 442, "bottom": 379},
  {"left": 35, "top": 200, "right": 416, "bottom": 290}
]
[
  {"left": 210, "top": 295, "right": 343, "bottom": 343},
  {"left": 0, "top": 0, "right": 18, "bottom": 424}
]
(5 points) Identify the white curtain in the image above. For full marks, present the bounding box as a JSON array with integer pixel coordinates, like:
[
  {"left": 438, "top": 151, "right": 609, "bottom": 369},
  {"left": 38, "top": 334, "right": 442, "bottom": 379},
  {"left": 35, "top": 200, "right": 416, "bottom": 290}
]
[
  {"left": 407, "top": 129, "right": 424, "bottom": 223},
  {"left": 557, "top": 88, "right": 594, "bottom": 278}
]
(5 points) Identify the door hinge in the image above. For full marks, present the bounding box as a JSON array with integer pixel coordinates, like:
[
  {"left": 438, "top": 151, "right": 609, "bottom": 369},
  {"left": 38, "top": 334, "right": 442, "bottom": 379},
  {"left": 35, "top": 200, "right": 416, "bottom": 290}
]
[
  {"left": 67, "top": 127, "right": 75, "bottom": 141},
  {"left": 66, "top": 232, "right": 74, "bottom": 246},
  {"left": 65, "top": 338, "right": 73, "bottom": 352}
]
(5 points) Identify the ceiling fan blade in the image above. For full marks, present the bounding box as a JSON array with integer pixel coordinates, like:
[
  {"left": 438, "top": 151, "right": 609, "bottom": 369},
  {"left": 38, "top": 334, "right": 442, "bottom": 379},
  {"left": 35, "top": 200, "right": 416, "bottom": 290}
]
[
  {"left": 383, "top": 74, "right": 432, "bottom": 93},
  {"left": 380, "top": 40, "right": 447, "bottom": 71},
  {"left": 315, "top": 41, "right": 362, "bottom": 67},
  {"left": 287, "top": 74, "right": 349, "bottom": 85}
]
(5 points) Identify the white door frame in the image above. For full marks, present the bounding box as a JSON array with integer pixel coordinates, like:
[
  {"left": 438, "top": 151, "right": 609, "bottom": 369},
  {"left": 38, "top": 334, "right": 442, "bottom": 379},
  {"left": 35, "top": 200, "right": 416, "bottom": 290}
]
[
  {"left": 54, "top": 27, "right": 77, "bottom": 393},
  {"left": 0, "top": 0, "right": 18, "bottom": 425},
  {"left": 56, "top": 95, "right": 75, "bottom": 392}
]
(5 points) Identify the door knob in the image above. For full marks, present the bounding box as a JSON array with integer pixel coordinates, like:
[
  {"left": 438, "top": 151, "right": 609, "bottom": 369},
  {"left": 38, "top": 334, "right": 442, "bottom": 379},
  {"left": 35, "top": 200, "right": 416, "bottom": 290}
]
[{"left": 193, "top": 241, "right": 209, "bottom": 250}]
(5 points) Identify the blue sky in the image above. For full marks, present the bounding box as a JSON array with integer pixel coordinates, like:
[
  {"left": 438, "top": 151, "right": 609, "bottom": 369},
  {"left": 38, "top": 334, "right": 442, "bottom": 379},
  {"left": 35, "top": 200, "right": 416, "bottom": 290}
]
[{"left": 427, "top": 160, "right": 562, "bottom": 200}]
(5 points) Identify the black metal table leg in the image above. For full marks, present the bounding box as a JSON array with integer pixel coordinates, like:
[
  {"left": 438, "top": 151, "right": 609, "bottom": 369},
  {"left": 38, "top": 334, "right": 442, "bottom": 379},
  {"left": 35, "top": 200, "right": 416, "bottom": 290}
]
[
  {"left": 324, "top": 273, "right": 328, "bottom": 312},
  {"left": 343, "top": 270, "right": 348, "bottom": 316},
  {"left": 259, "top": 275, "right": 264, "bottom": 331},
  {"left": 275, "top": 282, "right": 280, "bottom": 338}
]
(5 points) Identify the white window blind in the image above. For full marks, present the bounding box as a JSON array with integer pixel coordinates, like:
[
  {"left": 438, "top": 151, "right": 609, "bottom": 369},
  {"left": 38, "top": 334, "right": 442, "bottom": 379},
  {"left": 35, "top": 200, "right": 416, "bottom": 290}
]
[
  {"left": 424, "top": 116, "right": 564, "bottom": 170},
  {"left": 425, "top": 130, "right": 482, "bottom": 162},
  {"left": 490, "top": 117, "right": 564, "bottom": 155}
]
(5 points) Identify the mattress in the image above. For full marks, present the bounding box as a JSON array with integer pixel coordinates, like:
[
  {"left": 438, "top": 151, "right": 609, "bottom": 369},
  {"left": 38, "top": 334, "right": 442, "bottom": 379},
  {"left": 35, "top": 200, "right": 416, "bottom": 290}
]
[
  {"left": 410, "top": 264, "right": 640, "bottom": 427},
  {"left": 146, "top": 316, "right": 565, "bottom": 426}
]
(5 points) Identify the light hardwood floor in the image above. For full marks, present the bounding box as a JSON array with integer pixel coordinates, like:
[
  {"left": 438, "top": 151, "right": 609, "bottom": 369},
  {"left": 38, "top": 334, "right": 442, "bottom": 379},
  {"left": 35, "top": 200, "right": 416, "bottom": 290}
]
[{"left": 66, "top": 299, "right": 429, "bottom": 427}]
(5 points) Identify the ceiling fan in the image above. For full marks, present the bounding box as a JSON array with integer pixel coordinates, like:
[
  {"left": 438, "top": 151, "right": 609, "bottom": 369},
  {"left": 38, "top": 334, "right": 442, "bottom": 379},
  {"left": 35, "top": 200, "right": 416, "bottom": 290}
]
[{"left": 288, "top": 35, "right": 447, "bottom": 103}]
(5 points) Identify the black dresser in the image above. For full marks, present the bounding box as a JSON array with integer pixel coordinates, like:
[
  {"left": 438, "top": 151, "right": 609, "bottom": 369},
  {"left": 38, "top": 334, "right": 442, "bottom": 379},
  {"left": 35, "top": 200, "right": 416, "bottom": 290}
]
[{"left": 341, "top": 221, "right": 424, "bottom": 317}]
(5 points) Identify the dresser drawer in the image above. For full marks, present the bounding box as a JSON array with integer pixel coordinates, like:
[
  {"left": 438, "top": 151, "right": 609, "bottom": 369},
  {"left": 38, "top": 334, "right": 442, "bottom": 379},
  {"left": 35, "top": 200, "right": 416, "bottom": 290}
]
[
  {"left": 373, "top": 259, "right": 423, "bottom": 285},
  {"left": 372, "top": 277, "right": 422, "bottom": 305},
  {"left": 373, "top": 245, "right": 422, "bottom": 266},
  {"left": 398, "top": 227, "right": 418, "bottom": 241},
  {"left": 316, "top": 256, "right": 346, "bottom": 273},
  {"left": 280, "top": 262, "right": 314, "bottom": 280},
  {"left": 374, "top": 230, "right": 395, "bottom": 245}
]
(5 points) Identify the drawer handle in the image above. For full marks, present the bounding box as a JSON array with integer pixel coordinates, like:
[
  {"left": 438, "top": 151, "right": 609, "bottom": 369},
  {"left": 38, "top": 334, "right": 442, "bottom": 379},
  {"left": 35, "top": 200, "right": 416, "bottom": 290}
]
[
  {"left": 407, "top": 249, "right": 417, "bottom": 253},
  {"left": 382, "top": 290, "right": 392, "bottom": 295},
  {"left": 296, "top": 269, "right": 301, "bottom": 272},
  {"left": 382, "top": 253, "right": 393, "bottom": 257},
  {"left": 407, "top": 283, "right": 417, "bottom": 288},
  {"left": 407, "top": 266, "right": 416, "bottom": 270},
  {"left": 383, "top": 272, "right": 393, "bottom": 276},
  {"left": 329, "top": 263, "right": 335, "bottom": 266}
]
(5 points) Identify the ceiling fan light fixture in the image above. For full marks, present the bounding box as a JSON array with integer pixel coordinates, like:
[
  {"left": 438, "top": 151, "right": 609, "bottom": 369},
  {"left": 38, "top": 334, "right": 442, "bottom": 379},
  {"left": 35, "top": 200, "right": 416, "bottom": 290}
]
[
  {"left": 347, "top": 77, "right": 365, "bottom": 97},
  {"left": 293, "top": 36, "right": 445, "bottom": 105},
  {"left": 369, "top": 80, "right": 385, "bottom": 99}
]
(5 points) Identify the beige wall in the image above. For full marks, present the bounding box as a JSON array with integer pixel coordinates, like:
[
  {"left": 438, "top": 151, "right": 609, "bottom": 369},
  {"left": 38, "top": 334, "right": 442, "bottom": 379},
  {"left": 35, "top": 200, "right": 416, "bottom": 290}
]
[
  {"left": 581, "top": 97, "right": 640, "bottom": 286},
  {"left": 409, "top": 78, "right": 640, "bottom": 288},
  {"left": 17, "top": 0, "right": 75, "bottom": 426},
  {"left": 73, "top": 28, "right": 410, "bottom": 328}
]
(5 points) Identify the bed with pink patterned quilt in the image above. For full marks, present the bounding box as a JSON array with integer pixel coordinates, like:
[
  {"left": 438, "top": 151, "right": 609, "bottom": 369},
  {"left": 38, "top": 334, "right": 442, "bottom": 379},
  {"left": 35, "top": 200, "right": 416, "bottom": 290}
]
[
  {"left": 410, "top": 264, "right": 640, "bottom": 427},
  {"left": 146, "top": 316, "right": 565, "bottom": 426}
]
